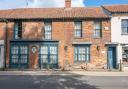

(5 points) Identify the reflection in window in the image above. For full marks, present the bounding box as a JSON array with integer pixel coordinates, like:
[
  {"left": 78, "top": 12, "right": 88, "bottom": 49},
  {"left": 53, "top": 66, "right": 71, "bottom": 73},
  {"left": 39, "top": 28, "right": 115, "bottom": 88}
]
[
  {"left": 122, "top": 20, "right": 128, "bottom": 34},
  {"left": 44, "top": 22, "right": 52, "bottom": 40},
  {"left": 74, "top": 21, "right": 82, "bottom": 38},
  {"left": 75, "top": 46, "right": 90, "bottom": 62},
  {"left": 93, "top": 21, "right": 102, "bottom": 38}
]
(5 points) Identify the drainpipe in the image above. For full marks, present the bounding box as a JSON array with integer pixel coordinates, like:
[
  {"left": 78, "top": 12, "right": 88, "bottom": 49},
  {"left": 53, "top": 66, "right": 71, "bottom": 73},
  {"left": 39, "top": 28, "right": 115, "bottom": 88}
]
[
  {"left": 5, "top": 21, "right": 8, "bottom": 69},
  {"left": 120, "top": 59, "right": 122, "bottom": 71}
]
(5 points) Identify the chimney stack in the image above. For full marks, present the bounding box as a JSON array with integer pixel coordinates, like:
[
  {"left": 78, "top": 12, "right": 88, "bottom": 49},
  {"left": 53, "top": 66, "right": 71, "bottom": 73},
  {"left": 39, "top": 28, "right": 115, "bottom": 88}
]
[{"left": 65, "top": 0, "right": 71, "bottom": 8}]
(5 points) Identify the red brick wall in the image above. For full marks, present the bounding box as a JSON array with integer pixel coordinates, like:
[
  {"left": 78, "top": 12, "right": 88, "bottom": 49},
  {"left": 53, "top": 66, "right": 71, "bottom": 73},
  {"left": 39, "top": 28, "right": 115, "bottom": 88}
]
[
  {"left": 52, "top": 19, "right": 111, "bottom": 69},
  {"left": 22, "top": 22, "right": 44, "bottom": 40},
  {"left": 0, "top": 22, "right": 6, "bottom": 40},
  {"left": 1, "top": 19, "right": 111, "bottom": 69}
]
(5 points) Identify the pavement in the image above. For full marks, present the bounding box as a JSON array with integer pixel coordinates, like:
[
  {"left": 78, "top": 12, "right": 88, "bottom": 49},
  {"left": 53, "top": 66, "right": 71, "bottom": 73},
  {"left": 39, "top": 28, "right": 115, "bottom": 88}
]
[{"left": 0, "top": 71, "right": 128, "bottom": 89}]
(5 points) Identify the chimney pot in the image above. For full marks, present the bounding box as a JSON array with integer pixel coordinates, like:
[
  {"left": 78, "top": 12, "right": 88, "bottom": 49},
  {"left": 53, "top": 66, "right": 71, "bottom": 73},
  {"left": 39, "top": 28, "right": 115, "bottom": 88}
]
[{"left": 65, "top": 0, "right": 71, "bottom": 8}]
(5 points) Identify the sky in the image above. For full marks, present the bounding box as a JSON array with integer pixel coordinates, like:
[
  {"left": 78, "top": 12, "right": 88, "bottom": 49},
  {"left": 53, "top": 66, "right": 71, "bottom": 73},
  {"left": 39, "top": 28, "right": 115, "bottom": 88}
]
[{"left": 0, "top": 0, "right": 128, "bottom": 10}]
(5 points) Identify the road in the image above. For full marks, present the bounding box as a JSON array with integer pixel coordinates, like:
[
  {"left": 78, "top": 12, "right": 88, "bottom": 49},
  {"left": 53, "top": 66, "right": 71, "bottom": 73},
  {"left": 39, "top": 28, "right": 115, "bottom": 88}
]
[{"left": 0, "top": 71, "right": 128, "bottom": 89}]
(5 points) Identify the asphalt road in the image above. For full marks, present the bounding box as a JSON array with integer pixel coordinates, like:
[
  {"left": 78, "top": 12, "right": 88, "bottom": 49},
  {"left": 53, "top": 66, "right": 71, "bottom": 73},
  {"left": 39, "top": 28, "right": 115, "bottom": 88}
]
[{"left": 0, "top": 71, "right": 128, "bottom": 89}]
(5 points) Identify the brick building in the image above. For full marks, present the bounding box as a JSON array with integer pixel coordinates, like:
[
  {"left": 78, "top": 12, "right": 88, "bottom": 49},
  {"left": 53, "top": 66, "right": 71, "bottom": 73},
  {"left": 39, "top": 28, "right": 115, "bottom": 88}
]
[{"left": 0, "top": 0, "right": 112, "bottom": 70}]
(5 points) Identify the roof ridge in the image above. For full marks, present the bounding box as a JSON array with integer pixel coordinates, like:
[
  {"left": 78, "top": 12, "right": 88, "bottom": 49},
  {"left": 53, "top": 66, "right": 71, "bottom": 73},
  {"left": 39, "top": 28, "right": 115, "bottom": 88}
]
[
  {"left": 102, "top": 4, "right": 128, "bottom": 7},
  {"left": 0, "top": 6, "right": 103, "bottom": 11}
]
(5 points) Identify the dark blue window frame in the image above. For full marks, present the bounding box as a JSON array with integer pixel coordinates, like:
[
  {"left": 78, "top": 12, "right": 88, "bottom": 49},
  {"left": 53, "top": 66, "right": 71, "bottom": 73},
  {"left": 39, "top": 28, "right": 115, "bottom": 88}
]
[
  {"left": 93, "top": 21, "right": 102, "bottom": 38},
  {"left": 39, "top": 43, "right": 58, "bottom": 69},
  {"left": 74, "top": 46, "right": 90, "bottom": 62},
  {"left": 10, "top": 44, "right": 29, "bottom": 68},
  {"left": 14, "top": 21, "right": 22, "bottom": 39},
  {"left": 121, "top": 19, "right": 128, "bottom": 35},
  {"left": 74, "top": 21, "right": 82, "bottom": 38},
  {"left": 44, "top": 21, "right": 52, "bottom": 40}
]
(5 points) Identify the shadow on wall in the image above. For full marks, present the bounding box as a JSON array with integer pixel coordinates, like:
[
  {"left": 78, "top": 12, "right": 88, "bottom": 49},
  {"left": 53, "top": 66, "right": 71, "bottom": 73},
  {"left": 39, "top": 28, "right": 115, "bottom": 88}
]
[
  {"left": 0, "top": 24, "right": 5, "bottom": 40},
  {"left": 23, "top": 23, "right": 44, "bottom": 40},
  {"left": 0, "top": 74, "right": 99, "bottom": 89},
  {"left": 0, "top": 31, "right": 4, "bottom": 40}
]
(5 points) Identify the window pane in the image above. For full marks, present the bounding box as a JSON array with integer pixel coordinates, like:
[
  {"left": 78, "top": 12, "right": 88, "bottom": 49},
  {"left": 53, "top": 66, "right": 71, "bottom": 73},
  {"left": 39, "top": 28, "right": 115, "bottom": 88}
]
[
  {"left": 45, "top": 32, "right": 51, "bottom": 39},
  {"left": 44, "top": 22, "right": 52, "bottom": 40},
  {"left": 40, "top": 46, "right": 48, "bottom": 54},
  {"left": 94, "top": 22, "right": 101, "bottom": 29},
  {"left": 94, "top": 29, "right": 100, "bottom": 37},
  {"left": 50, "top": 46, "right": 57, "bottom": 64},
  {"left": 75, "top": 54, "right": 77, "bottom": 61},
  {"left": 11, "top": 46, "right": 19, "bottom": 64},
  {"left": 81, "top": 54, "right": 85, "bottom": 61},
  {"left": 12, "top": 58, "right": 18, "bottom": 63},
  {"left": 75, "top": 47, "right": 77, "bottom": 54},
  {"left": 50, "top": 55, "right": 57, "bottom": 64},
  {"left": 14, "top": 23, "right": 19, "bottom": 39},
  {"left": 50, "top": 46, "right": 57, "bottom": 54},
  {"left": 20, "top": 46, "right": 28, "bottom": 54},
  {"left": 41, "top": 55, "right": 48, "bottom": 63},
  {"left": 81, "top": 48, "right": 85, "bottom": 54},
  {"left": 40, "top": 46, "right": 48, "bottom": 64},
  {"left": 122, "top": 27, "right": 128, "bottom": 34},
  {"left": 93, "top": 21, "right": 101, "bottom": 37},
  {"left": 74, "top": 21, "right": 82, "bottom": 37},
  {"left": 14, "top": 22, "right": 22, "bottom": 39},
  {"left": 75, "top": 46, "right": 90, "bottom": 62},
  {"left": 11, "top": 46, "right": 19, "bottom": 54},
  {"left": 20, "top": 46, "right": 28, "bottom": 64},
  {"left": 75, "top": 31, "right": 81, "bottom": 37},
  {"left": 20, "top": 55, "right": 28, "bottom": 64},
  {"left": 75, "top": 22, "right": 81, "bottom": 29},
  {"left": 122, "top": 20, "right": 128, "bottom": 34},
  {"left": 86, "top": 47, "right": 90, "bottom": 62},
  {"left": 122, "top": 20, "right": 128, "bottom": 27}
]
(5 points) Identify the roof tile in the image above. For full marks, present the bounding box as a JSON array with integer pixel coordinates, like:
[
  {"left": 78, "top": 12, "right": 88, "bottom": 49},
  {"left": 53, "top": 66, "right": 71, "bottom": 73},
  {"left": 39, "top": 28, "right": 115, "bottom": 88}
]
[
  {"left": 102, "top": 5, "right": 128, "bottom": 13},
  {"left": 0, "top": 7, "right": 108, "bottom": 19}
]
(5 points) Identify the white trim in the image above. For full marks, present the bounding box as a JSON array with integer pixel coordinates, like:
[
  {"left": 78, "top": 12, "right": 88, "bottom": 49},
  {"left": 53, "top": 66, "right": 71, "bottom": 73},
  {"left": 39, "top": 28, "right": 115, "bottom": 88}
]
[{"left": 0, "top": 40, "right": 4, "bottom": 45}]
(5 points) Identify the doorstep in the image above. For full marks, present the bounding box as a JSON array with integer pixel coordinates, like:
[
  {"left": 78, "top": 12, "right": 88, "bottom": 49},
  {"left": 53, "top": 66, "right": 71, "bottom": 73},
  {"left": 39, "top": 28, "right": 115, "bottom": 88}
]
[{"left": 2, "top": 68, "right": 122, "bottom": 72}]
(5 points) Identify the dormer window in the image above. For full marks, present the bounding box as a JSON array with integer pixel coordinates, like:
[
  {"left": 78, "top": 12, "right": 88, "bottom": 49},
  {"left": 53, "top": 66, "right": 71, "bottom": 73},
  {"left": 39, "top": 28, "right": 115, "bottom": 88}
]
[{"left": 14, "top": 21, "right": 22, "bottom": 39}]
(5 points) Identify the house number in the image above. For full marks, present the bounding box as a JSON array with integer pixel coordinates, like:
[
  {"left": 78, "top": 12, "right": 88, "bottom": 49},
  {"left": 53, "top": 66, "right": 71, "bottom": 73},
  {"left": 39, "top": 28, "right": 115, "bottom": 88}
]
[{"left": 32, "top": 46, "right": 37, "bottom": 53}]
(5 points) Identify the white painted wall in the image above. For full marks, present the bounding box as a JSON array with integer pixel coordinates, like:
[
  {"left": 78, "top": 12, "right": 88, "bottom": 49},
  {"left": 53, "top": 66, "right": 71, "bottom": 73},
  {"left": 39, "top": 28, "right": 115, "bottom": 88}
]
[
  {"left": 117, "top": 45, "right": 122, "bottom": 63},
  {"left": 0, "top": 40, "right": 4, "bottom": 68},
  {"left": 111, "top": 16, "right": 128, "bottom": 63},
  {"left": 111, "top": 16, "right": 128, "bottom": 43},
  {"left": 0, "top": 46, "right": 4, "bottom": 68}
]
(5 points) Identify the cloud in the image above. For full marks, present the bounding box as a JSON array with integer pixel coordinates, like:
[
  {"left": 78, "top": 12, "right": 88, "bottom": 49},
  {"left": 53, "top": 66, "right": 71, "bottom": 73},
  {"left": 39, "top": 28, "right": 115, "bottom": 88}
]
[
  {"left": 0, "top": 0, "right": 85, "bottom": 10},
  {"left": 28, "top": 0, "right": 64, "bottom": 7},
  {"left": 28, "top": 0, "right": 85, "bottom": 7},
  {"left": 0, "top": 0, "right": 25, "bottom": 9},
  {"left": 72, "top": 0, "right": 85, "bottom": 7}
]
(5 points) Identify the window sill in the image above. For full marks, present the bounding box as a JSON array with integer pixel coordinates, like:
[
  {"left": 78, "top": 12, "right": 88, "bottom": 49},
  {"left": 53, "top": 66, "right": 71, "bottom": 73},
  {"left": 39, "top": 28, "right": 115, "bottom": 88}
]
[
  {"left": 74, "top": 61, "right": 90, "bottom": 63},
  {"left": 13, "top": 38, "right": 22, "bottom": 40},
  {"left": 74, "top": 37, "right": 83, "bottom": 39},
  {"left": 93, "top": 37, "right": 102, "bottom": 39},
  {"left": 121, "top": 34, "right": 128, "bottom": 35}
]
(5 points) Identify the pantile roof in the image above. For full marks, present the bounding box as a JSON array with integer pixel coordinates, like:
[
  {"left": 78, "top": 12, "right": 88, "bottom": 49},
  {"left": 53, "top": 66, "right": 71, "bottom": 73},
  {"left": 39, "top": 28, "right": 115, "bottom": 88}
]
[
  {"left": 0, "top": 7, "right": 109, "bottom": 19},
  {"left": 102, "top": 5, "right": 128, "bottom": 13}
]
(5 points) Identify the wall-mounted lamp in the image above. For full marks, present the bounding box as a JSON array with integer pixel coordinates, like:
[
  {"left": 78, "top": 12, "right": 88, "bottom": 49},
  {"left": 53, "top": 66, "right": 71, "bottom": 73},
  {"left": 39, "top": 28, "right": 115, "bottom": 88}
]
[
  {"left": 97, "top": 45, "right": 100, "bottom": 51},
  {"left": 64, "top": 46, "right": 68, "bottom": 52}
]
